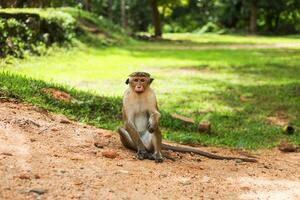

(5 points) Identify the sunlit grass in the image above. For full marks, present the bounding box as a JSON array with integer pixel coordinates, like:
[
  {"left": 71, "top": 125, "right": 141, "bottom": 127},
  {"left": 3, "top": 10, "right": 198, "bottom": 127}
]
[{"left": 164, "top": 33, "right": 300, "bottom": 44}]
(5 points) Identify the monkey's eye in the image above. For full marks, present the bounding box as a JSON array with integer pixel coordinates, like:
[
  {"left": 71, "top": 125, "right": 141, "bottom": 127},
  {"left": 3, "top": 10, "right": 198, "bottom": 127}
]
[
  {"left": 140, "top": 79, "right": 145, "bottom": 82},
  {"left": 134, "top": 79, "right": 138, "bottom": 82}
]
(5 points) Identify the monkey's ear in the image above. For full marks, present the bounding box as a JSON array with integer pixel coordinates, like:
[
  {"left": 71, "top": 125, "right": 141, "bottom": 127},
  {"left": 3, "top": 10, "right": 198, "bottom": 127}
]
[
  {"left": 125, "top": 78, "right": 129, "bottom": 84},
  {"left": 150, "top": 78, "right": 154, "bottom": 84}
]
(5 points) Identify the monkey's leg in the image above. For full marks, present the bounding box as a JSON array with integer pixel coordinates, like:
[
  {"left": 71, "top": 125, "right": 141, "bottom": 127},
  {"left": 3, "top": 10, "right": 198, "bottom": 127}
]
[
  {"left": 141, "top": 131, "right": 153, "bottom": 152},
  {"left": 150, "top": 129, "right": 163, "bottom": 163},
  {"left": 117, "top": 127, "right": 136, "bottom": 150},
  {"left": 124, "top": 122, "right": 150, "bottom": 160}
]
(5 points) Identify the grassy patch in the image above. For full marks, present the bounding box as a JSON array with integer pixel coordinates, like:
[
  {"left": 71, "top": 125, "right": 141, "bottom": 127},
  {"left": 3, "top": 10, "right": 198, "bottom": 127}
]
[
  {"left": 0, "top": 72, "right": 121, "bottom": 130},
  {"left": 163, "top": 33, "right": 300, "bottom": 44}
]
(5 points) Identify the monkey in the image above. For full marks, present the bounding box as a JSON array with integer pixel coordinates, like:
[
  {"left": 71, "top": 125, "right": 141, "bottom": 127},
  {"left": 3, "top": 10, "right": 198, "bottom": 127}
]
[
  {"left": 118, "top": 72, "right": 257, "bottom": 163},
  {"left": 118, "top": 72, "right": 163, "bottom": 163}
]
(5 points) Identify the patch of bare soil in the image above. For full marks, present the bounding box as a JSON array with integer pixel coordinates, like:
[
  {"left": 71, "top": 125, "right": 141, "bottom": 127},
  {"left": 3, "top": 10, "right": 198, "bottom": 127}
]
[
  {"left": 0, "top": 102, "right": 299, "bottom": 200},
  {"left": 78, "top": 19, "right": 110, "bottom": 38},
  {"left": 42, "top": 88, "right": 74, "bottom": 103}
]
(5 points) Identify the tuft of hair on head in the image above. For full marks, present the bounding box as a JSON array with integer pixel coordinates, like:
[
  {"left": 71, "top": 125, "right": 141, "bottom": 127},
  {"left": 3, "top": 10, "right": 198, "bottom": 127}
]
[
  {"left": 129, "top": 72, "right": 151, "bottom": 77},
  {"left": 126, "top": 71, "right": 154, "bottom": 84}
]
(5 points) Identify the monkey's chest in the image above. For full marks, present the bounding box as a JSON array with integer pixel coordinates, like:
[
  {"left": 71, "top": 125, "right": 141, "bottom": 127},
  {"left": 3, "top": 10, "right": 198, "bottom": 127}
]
[{"left": 134, "top": 112, "right": 149, "bottom": 133}]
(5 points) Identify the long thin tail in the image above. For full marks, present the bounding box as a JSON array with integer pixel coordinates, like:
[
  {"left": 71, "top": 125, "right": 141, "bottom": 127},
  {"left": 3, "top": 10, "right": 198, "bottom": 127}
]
[{"left": 162, "top": 143, "right": 257, "bottom": 163}]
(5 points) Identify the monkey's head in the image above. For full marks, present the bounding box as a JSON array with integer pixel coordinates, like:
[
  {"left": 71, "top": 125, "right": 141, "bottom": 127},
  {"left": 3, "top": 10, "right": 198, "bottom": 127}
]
[{"left": 126, "top": 72, "right": 154, "bottom": 94}]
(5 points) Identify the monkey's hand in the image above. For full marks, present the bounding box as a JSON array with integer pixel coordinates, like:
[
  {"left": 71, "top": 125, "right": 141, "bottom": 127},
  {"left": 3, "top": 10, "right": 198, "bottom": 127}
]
[
  {"left": 148, "top": 112, "right": 160, "bottom": 133},
  {"left": 148, "top": 123, "right": 158, "bottom": 133}
]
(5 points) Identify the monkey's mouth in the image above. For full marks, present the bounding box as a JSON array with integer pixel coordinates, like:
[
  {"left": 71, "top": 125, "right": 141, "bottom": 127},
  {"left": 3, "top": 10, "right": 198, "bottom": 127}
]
[{"left": 135, "top": 87, "right": 144, "bottom": 93}]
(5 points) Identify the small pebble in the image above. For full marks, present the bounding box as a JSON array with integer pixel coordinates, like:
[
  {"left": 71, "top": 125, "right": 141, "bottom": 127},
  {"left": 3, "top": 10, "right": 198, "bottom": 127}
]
[
  {"left": 60, "top": 119, "right": 71, "bottom": 124},
  {"left": 102, "top": 150, "right": 118, "bottom": 159},
  {"left": 29, "top": 188, "right": 48, "bottom": 195},
  {"left": 1, "top": 152, "right": 13, "bottom": 156},
  {"left": 178, "top": 178, "right": 191, "bottom": 186},
  {"left": 19, "top": 174, "right": 31, "bottom": 180}
]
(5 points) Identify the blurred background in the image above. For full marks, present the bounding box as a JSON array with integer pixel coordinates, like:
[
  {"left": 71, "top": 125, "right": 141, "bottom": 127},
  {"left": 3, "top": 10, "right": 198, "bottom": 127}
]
[{"left": 1, "top": 0, "right": 300, "bottom": 36}]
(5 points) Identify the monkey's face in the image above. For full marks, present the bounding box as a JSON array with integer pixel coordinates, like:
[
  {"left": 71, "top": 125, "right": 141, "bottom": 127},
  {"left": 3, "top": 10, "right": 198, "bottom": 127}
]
[{"left": 126, "top": 76, "right": 153, "bottom": 94}]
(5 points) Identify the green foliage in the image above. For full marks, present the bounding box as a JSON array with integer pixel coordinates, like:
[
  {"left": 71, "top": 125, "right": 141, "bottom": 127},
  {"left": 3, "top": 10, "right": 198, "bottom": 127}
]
[
  {"left": 41, "top": 10, "right": 76, "bottom": 43},
  {"left": 164, "top": 0, "right": 217, "bottom": 33},
  {"left": 1, "top": 0, "right": 300, "bottom": 35},
  {"left": 0, "top": 9, "right": 76, "bottom": 58},
  {"left": 0, "top": 8, "right": 128, "bottom": 58},
  {"left": 0, "top": 18, "right": 28, "bottom": 57},
  {"left": 258, "top": 0, "right": 300, "bottom": 34},
  {"left": 215, "top": 0, "right": 300, "bottom": 34},
  {"left": 194, "top": 22, "right": 224, "bottom": 34},
  {"left": 62, "top": 7, "right": 127, "bottom": 42},
  {"left": 128, "top": 0, "right": 152, "bottom": 32}
]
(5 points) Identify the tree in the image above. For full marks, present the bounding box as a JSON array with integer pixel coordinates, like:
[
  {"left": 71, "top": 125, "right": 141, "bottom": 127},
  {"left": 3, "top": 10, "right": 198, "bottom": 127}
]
[
  {"left": 0, "top": 0, "right": 17, "bottom": 8},
  {"left": 169, "top": 0, "right": 215, "bottom": 32},
  {"left": 128, "top": 0, "right": 152, "bottom": 32},
  {"left": 29, "top": 0, "right": 44, "bottom": 7},
  {"left": 84, "top": 0, "right": 92, "bottom": 11},
  {"left": 108, "top": 0, "right": 113, "bottom": 21},
  {"left": 249, "top": 0, "right": 257, "bottom": 34},
  {"left": 16, "top": 0, "right": 27, "bottom": 7},
  {"left": 149, "top": 0, "right": 162, "bottom": 38},
  {"left": 121, "top": 0, "right": 127, "bottom": 28}
]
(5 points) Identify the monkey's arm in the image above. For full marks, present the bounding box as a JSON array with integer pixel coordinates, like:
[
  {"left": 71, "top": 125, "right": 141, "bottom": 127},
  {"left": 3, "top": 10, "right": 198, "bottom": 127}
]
[
  {"left": 148, "top": 111, "right": 161, "bottom": 133},
  {"left": 148, "top": 97, "right": 161, "bottom": 133},
  {"left": 161, "top": 143, "right": 257, "bottom": 163}
]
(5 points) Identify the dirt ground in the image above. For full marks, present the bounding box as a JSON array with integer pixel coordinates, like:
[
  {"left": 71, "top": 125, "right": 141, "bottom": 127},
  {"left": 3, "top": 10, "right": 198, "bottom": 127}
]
[{"left": 0, "top": 102, "right": 299, "bottom": 200}]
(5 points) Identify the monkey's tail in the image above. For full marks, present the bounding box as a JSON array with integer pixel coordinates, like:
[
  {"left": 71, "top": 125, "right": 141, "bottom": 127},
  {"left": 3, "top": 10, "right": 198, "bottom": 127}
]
[{"left": 161, "top": 143, "right": 257, "bottom": 163}]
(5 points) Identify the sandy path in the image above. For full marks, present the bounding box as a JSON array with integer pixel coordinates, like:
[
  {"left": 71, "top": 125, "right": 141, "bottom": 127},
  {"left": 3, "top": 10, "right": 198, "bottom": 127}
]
[{"left": 0, "top": 102, "right": 299, "bottom": 200}]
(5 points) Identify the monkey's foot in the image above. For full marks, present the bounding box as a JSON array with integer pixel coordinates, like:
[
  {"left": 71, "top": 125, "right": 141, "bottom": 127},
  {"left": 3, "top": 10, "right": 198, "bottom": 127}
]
[
  {"left": 149, "top": 153, "right": 164, "bottom": 163},
  {"left": 136, "top": 150, "right": 150, "bottom": 160}
]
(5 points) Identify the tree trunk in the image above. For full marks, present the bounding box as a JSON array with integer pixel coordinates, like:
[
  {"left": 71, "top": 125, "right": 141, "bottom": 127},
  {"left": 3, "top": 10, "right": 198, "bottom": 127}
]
[
  {"left": 249, "top": 0, "right": 257, "bottom": 34},
  {"left": 148, "top": 0, "right": 162, "bottom": 38},
  {"left": 265, "top": 13, "right": 273, "bottom": 32},
  {"left": 120, "top": 0, "right": 127, "bottom": 28},
  {"left": 0, "top": 0, "right": 17, "bottom": 8},
  {"left": 274, "top": 14, "right": 279, "bottom": 32},
  {"left": 29, "top": 0, "right": 43, "bottom": 7},
  {"left": 42, "top": 0, "right": 50, "bottom": 8},
  {"left": 16, "top": 0, "right": 27, "bottom": 7},
  {"left": 107, "top": 0, "right": 113, "bottom": 21},
  {"left": 84, "top": 0, "right": 92, "bottom": 11}
]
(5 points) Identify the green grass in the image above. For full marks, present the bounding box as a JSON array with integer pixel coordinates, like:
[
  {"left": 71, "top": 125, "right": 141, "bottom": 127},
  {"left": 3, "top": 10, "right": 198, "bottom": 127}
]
[
  {"left": 0, "top": 72, "right": 122, "bottom": 130},
  {"left": 163, "top": 33, "right": 300, "bottom": 44},
  {"left": 1, "top": 11, "right": 300, "bottom": 149}
]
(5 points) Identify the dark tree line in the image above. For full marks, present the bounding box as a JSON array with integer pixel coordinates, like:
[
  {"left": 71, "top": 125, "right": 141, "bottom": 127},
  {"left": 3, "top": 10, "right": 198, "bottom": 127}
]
[{"left": 1, "top": 0, "right": 300, "bottom": 36}]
